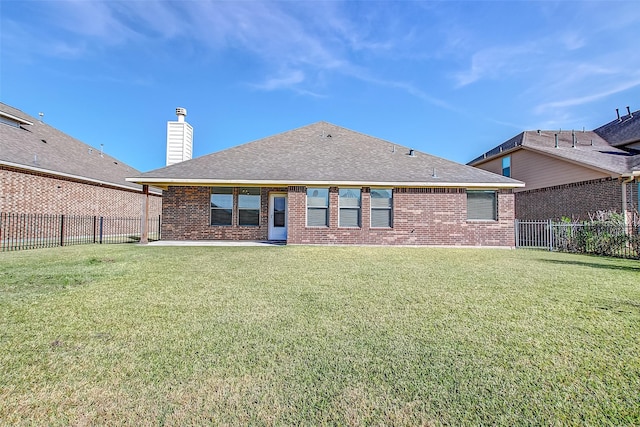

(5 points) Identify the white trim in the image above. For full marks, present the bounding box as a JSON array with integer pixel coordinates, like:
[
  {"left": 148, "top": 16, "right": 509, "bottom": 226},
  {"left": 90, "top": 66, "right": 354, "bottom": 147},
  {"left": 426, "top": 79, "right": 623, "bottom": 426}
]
[
  {"left": 305, "top": 187, "right": 330, "bottom": 227},
  {"left": 126, "top": 177, "right": 525, "bottom": 189},
  {"left": 370, "top": 187, "right": 393, "bottom": 229},
  {"left": 268, "top": 193, "right": 288, "bottom": 240},
  {"left": 0, "top": 111, "right": 34, "bottom": 126},
  {"left": 1, "top": 160, "right": 162, "bottom": 195},
  {"left": 621, "top": 171, "right": 640, "bottom": 178},
  {"left": 338, "top": 187, "right": 362, "bottom": 228}
]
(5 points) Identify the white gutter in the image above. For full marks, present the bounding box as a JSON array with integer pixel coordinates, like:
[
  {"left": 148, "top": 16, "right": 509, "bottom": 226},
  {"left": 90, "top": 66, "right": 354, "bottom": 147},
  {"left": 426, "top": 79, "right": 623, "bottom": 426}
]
[
  {"left": 126, "top": 177, "right": 525, "bottom": 189},
  {"left": 0, "top": 111, "right": 34, "bottom": 126},
  {"left": 1, "top": 160, "right": 162, "bottom": 195},
  {"left": 620, "top": 170, "right": 640, "bottom": 178}
]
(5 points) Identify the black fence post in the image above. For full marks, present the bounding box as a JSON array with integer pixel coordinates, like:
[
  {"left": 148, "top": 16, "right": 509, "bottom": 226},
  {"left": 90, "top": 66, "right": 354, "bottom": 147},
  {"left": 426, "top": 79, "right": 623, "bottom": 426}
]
[
  {"left": 59, "top": 214, "right": 65, "bottom": 247},
  {"left": 3, "top": 213, "right": 162, "bottom": 252}
]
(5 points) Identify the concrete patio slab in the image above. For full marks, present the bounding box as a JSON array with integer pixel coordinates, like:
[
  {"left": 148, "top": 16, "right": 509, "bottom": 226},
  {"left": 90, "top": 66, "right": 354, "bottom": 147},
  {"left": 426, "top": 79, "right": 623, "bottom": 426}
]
[{"left": 143, "top": 240, "right": 285, "bottom": 247}]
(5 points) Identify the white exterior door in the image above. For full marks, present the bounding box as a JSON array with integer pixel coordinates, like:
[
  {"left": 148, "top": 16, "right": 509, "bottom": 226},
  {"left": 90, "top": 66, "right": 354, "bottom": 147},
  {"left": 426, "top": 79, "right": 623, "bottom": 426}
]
[{"left": 268, "top": 193, "right": 287, "bottom": 241}]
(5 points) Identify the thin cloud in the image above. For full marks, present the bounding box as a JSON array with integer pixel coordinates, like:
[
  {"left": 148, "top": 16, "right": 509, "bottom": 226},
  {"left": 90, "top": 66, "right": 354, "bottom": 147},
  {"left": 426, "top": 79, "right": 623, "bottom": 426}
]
[
  {"left": 453, "top": 42, "right": 541, "bottom": 88},
  {"left": 252, "top": 70, "right": 305, "bottom": 91},
  {"left": 560, "top": 32, "right": 586, "bottom": 51},
  {"left": 349, "top": 68, "right": 455, "bottom": 112},
  {"left": 53, "top": 0, "right": 139, "bottom": 43},
  {"left": 3, "top": 1, "right": 447, "bottom": 103},
  {"left": 534, "top": 77, "right": 640, "bottom": 114}
]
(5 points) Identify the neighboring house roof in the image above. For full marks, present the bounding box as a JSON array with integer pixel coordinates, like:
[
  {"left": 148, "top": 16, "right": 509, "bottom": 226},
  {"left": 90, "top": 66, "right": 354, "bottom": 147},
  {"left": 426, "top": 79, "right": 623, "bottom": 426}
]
[
  {"left": 0, "top": 102, "right": 153, "bottom": 192},
  {"left": 128, "top": 121, "right": 523, "bottom": 189},
  {"left": 593, "top": 108, "right": 640, "bottom": 148},
  {"left": 469, "top": 130, "right": 640, "bottom": 176}
]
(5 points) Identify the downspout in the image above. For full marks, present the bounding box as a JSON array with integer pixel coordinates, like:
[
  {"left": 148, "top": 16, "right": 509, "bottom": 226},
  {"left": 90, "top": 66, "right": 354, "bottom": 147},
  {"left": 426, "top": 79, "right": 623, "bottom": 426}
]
[
  {"left": 621, "top": 174, "right": 638, "bottom": 227},
  {"left": 141, "top": 184, "right": 150, "bottom": 244}
]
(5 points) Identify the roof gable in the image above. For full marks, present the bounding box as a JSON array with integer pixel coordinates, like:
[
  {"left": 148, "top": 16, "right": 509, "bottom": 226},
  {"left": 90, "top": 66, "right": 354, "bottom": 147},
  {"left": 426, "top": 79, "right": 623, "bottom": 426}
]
[
  {"left": 470, "top": 129, "right": 640, "bottom": 176},
  {"left": 520, "top": 130, "right": 636, "bottom": 175},
  {"left": 131, "top": 121, "right": 522, "bottom": 188}
]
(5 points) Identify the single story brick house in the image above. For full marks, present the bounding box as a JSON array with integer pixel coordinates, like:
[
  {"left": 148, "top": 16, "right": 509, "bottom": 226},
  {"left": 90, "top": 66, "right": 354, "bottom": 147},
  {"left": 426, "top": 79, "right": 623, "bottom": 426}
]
[
  {"left": 0, "top": 102, "right": 162, "bottom": 217},
  {"left": 468, "top": 108, "right": 640, "bottom": 222},
  {"left": 128, "top": 121, "right": 523, "bottom": 246}
]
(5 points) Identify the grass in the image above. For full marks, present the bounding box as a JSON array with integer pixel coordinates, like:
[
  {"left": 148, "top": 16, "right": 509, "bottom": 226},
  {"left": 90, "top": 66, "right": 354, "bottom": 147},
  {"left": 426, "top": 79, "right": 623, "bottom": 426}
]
[{"left": 0, "top": 245, "right": 639, "bottom": 425}]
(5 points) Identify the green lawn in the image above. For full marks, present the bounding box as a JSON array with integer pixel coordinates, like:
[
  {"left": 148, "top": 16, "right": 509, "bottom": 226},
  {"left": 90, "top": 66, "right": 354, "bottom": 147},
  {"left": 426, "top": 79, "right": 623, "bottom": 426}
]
[{"left": 1, "top": 245, "right": 638, "bottom": 425}]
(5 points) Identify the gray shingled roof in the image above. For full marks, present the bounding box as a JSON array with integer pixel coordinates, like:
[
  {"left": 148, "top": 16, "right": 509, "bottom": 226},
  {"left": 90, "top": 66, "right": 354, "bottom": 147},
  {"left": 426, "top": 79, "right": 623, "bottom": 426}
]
[
  {"left": 129, "top": 121, "right": 522, "bottom": 189},
  {"left": 0, "top": 102, "right": 147, "bottom": 192},
  {"left": 593, "top": 108, "right": 640, "bottom": 148},
  {"left": 469, "top": 129, "right": 640, "bottom": 175}
]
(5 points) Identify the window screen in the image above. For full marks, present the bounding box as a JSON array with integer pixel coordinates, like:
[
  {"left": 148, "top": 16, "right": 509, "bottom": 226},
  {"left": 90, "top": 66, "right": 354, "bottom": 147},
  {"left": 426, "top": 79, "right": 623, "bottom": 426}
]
[
  {"left": 238, "top": 188, "right": 260, "bottom": 226},
  {"left": 307, "top": 188, "right": 329, "bottom": 227},
  {"left": 467, "top": 191, "right": 497, "bottom": 220},
  {"left": 339, "top": 188, "right": 361, "bottom": 227},
  {"left": 370, "top": 188, "right": 392, "bottom": 228},
  {"left": 211, "top": 187, "right": 233, "bottom": 225}
]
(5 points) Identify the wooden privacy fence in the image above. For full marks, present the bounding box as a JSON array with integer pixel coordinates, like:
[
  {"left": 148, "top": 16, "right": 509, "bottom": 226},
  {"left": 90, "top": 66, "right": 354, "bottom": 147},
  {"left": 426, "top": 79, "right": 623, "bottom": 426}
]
[
  {"left": 515, "top": 219, "right": 639, "bottom": 259},
  {"left": 0, "top": 213, "right": 161, "bottom": 252}
]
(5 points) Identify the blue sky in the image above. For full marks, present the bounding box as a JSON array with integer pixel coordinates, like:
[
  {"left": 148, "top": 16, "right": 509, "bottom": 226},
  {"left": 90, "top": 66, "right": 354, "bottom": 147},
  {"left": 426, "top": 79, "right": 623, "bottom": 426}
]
[{"left": 2, "top": 1, "right": 640, "bottom": 172}]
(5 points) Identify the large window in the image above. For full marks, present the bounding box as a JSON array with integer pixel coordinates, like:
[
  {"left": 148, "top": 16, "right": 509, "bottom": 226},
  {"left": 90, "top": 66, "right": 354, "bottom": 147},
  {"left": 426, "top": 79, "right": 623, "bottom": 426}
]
[
  {"left": 307, "top": 188, "right": 329, "bottom": 227},
  {"left": 238, "top": 188, "right": 260, "bottom": 226},
  {"left": 467, "top": 190, "right": 497, "bottom": 220},
  {"left": 211, "top": 187, "right": 233, "bottom": 226},
  {"left": 211, "top": 187, "right": 261, "bottom": 226},
  {"left": 502, "top": 156, "right": 511, "bottom": 177},
  {"left": 370, "top": 188, "right": 393, "bottom": 228},
  {"left": 339, "top": 188, "right": 361, "bottom": 227}
]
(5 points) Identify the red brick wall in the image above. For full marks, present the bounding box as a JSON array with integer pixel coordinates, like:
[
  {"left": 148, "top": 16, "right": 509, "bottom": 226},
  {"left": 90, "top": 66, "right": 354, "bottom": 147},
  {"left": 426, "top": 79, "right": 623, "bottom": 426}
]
[
  {"left": 288, "top": 187, "right": 514, "bottom": 246},
  {"left": 161, "top": 186, "right": 286, "bottom": 240},
  {"left": 163, "top": 185, "right": 516, "bottom": 247},
  {"left": 0, "top": 166, "right": 162, "bottom": 217},
  {"left": 514, "top": 177, "right": 630, "bottom": 221}
]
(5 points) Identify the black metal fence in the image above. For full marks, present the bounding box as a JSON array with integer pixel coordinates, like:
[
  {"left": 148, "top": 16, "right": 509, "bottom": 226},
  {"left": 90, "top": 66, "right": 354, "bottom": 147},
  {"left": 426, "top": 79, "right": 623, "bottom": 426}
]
[
  {"left": 0, "top": 213, "right": 161, "bottom": 252},
  {"left": 516, "top": 219, "right": 639, "bottom": 259}
]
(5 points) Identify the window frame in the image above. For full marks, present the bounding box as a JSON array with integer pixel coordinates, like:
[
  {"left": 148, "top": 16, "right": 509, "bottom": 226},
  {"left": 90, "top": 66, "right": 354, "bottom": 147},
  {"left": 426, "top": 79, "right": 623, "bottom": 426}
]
[
  {"left": 306, "top": 187, "right": 329, "bottom": 227},
  {"left": 338, "top": 188, "right": 362, "bottom": 228},
  {"left": 210, "top": 187, "right": 262, "bottom": 227},
  {"left": 467, "top": 190, "right": 498, "bottom": 221},
  {"left": 238, "top": 187, "right": 261, "bottom": 227},
  {"left": 502, "top": 155, "right": 511, "bottom": 178},
  {"left": 210, "top": 187, "right": 234, "bottom": 226},
  {"left": 370, "top": 188, "right": 393, "bottom": 228}
]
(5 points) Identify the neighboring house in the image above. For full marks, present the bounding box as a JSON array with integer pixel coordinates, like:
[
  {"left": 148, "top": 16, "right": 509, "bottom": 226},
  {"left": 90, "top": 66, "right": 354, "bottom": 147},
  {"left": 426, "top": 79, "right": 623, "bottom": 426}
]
[
  {"left": 128, "top": 121, "right": 523, "bottom": 246},
  {"left": 468, "top": 109, "right": 640, "bottom": 222},
  {"left": 594, "top": 107, "right": 640, "bottom": 152},
  {"left": 0, "top": 102, "right": 162, "bottom": 217}
]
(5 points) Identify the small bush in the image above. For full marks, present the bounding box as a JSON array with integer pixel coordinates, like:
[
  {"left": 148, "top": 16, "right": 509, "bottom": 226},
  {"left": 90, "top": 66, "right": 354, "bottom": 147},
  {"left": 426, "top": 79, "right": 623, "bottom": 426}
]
[{"left": 554, "top": 211, "right": 633, "bottom": 258}]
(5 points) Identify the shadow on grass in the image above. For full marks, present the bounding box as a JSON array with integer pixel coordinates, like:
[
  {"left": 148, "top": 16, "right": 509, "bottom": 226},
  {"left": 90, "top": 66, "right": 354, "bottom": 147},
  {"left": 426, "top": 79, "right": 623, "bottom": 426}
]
[{"left": 540, "top": 258, "right": 640, "bottom": 273}]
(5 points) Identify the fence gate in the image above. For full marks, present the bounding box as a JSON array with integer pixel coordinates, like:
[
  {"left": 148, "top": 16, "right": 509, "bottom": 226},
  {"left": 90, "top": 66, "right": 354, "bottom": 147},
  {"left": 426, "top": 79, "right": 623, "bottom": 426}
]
[{"left": 515, "top": 220, "right": 553, "bottom": 250}]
